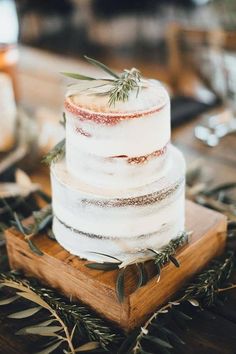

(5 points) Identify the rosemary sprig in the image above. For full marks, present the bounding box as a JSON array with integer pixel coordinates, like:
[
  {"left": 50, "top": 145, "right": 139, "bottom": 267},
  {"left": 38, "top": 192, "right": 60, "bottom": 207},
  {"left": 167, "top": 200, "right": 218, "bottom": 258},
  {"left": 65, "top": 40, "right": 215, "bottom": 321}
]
[
  {"left": 149, "top": 231, "right": 189, "bottom": 278},
  {"left": 183, "top": 251, "right": 235, "bottom": 306},
  {"left": 108, "top": 68, "right": 141, "bottom": 107},
  {"left": 63, "top": 56, "right": 144, "bottom": 107},
  {"left": 42, "top": 138, "right": 65, "bottom": 165}
]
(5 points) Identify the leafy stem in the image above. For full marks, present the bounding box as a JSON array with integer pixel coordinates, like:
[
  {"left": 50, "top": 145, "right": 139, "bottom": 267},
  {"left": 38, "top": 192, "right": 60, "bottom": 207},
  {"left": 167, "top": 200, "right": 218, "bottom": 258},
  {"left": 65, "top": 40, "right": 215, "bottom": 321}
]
[
  {"left": 12, "top": 205, "right": 53, "bottom": 256},
  {"left": 42, "top": 138, "right": 65, "bottom": 166},
  {"left": 131, "top": 252, "right": 235, "bottom": 353},
  {"left": 86, "top": 232, "right": 189, "bottom": 303},
  {"left": 0, "top": 278, "right": 76, "bottom": 353},
  {"left": 0, "top": 272, "right": 121, "bottom": 351},
  {"left": 63, "top": 56, "right": 144, "bottom": 107},
  {"left": 217, "top": 284, "right": 236, "bottom": 292}
]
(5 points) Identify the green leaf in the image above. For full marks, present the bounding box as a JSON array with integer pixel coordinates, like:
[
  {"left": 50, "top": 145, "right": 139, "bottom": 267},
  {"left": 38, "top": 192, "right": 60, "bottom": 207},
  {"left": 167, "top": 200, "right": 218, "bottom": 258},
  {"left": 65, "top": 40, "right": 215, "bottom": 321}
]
[
  {"left": 60, "top": 112, "right": 66, "bottom": 128},
  {"left": 27, "top": 239, "right": 44, "bottom": 256},
  {"left": 42, "top": 139, "right": 65, "bottom": 165},
  {"left": 34, "top": 319, "right": 57, "bottom": 327},
  {"left": 117, "top": 328, "right": 140, "bottom": 354},
  {"left": 75, "top": 341, "right": 100, "bottom": 352},
  {"left": 36, "top": 190, "right": 52, "bottom": 204},
  {"left": 86, "top": 262, "right": 119, "bottom": 271},
  {"left": 156, "top": 264, "right": 161, "bottom": 280},
  {"left": 84, "top": 56, "right": 119, "bottom": 79},
  {"left": 158, "top": 326, "right": 185, "bottom": 345},
  {"left": 90, "top": 251, "right": 121, "bottom": 262},
  {"left": 16, "top": 325, "right": 62, "bottom": 336},
  {"left": 188, "top": 299, "right": 200, "bottom": 307},
  {"left": 35, "top": 340, "right": 63, "bottom": 354},
  {"left": 116, "top": 268, "right": 125, "bottom": 303},
  {"left": 47, "top": 229, "right": 56, "bottom": 240},
  {"left": 0, "top": 295, "right": 19, "bottom": 305},
  {"left": 144, "top": 335, "right": 173, "bottom": 349},
  {"left": 8, "top": 306, "right": 41, "bottom": 319},
  {"left": 173, "top": 309, "right": 192, "bottom": 321},
  {"left": 37, "top": 214, "right": 53, "bottom": 232},
  {"left": 169, "top": 255, "right": 180, "bottom": 268},
  {"left": 13, "top": 212, "right": 27, "bottom": 235},
  {"left": 61, "top": 72, "right": 96, "bottom": 81},
  {"left": 16, "top": 291, "right": 50, "bottom": 309},
  {"left": 136, "top": 263, "right": 148, "bottom": 289}
]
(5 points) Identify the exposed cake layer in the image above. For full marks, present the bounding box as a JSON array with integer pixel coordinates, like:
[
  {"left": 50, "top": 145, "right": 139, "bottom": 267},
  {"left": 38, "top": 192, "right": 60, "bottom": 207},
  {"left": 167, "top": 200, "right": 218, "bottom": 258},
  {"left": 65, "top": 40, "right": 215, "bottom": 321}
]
[
  {"left": 52, "top": 213, "right": 185, "bottom": 262},
  {"left": 66, "top": 141, "right": 169, "bottom": 189},
  {"left": 50, "top": 145, "right": 185, "bottom": 262},
  {"left": 65, "top": 80, "right": 170, "bottom": 189}
]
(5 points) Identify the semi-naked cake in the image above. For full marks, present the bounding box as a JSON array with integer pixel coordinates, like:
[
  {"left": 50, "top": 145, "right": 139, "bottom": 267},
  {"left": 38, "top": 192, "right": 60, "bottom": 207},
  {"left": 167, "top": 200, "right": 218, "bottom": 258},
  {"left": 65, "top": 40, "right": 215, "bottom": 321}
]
[{"left": 51, "top": 65, "right": 185, "bottom": 263}]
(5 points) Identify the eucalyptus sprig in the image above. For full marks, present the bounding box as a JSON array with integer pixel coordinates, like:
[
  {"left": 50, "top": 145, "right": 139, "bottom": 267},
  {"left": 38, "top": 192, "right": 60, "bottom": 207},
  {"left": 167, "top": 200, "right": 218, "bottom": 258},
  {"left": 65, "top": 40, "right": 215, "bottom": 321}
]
[
  {"left": 0, "top": 274, "right": 78, "bottom": 353},
  {"left": 63, "top": 56, "right": 144, "bottom": 107},
  {"left": 0, "top": 272, "right": 122, "bottom": 352}
]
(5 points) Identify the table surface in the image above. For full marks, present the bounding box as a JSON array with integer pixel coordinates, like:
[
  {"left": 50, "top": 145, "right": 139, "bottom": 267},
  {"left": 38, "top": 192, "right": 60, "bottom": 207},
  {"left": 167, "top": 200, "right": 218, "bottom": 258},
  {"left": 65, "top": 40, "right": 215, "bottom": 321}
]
[{"left": 0, "top": 46, "right": 236, "bottom": 354}]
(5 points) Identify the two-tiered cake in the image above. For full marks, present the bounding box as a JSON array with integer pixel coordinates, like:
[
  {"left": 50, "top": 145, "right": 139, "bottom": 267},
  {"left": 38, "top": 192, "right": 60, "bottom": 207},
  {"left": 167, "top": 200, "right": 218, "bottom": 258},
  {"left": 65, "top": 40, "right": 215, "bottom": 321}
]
[{"left": 51, "top": 65, "right": 185, "bottom": 263}]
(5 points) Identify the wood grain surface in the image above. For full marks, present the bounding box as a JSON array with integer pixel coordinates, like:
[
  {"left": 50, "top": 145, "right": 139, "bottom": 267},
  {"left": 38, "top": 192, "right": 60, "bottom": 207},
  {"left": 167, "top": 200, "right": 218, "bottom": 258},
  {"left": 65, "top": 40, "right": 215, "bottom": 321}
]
[{"left": 5, "top": 200, "right": 227, "bottom": 331}]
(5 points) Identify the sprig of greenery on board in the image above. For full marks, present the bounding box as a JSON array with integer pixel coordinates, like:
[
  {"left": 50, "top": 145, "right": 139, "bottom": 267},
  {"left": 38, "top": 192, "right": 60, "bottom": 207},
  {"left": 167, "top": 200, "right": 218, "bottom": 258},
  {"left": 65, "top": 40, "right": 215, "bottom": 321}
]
[
  {"left": 62, "top": 56, "right": 144, "bottom": 107},
  {"left": 86, "top": 231, "right": 189, "bottom": 303},
  {"left": 148, "top": 231, "right": 189, "bottom": 279},
  {"left": 0, "top": 271, "right": 122, "bottom": 353}
]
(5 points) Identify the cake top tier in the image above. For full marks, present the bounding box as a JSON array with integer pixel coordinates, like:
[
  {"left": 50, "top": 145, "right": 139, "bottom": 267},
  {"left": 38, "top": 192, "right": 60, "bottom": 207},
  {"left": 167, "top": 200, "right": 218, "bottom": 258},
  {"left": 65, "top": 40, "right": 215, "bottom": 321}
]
[{"left": 65, "top": 79, "right": 169, "bottom": 116}]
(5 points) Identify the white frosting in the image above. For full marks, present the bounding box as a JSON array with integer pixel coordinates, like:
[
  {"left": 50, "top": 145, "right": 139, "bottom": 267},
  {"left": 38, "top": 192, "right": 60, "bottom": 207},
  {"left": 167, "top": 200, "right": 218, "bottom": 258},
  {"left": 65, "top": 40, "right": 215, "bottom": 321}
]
[
  {"left": 50, "top": 78, "right": 186, "bottom": 262},
  {"left": 65, "top": 80, "right": 170, "bottom": 190},
  {"left": 66, "top": 141, "right": 169, "bottom": 190},
  {"left": 66, "top": 79, "right": 168, "bottom": 114},
  {"left": 53, "top": 211, "right": 185, "bottom": 262},
  {"left": 51, "top": 145, "right": 185, "bottom": 261}
]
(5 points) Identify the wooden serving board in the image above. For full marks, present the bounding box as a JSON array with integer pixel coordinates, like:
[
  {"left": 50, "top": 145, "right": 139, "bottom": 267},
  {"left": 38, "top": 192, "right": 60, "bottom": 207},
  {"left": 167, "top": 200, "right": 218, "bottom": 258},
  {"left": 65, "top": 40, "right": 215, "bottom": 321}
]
[{"left": 5, "top": 200, "right": 227, "bottom": 332}]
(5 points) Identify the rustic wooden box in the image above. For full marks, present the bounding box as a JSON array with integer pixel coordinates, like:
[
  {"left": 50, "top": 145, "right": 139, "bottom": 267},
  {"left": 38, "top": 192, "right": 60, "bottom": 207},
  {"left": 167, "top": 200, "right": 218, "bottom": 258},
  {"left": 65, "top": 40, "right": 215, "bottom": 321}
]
[{"left": 5, "top": 200, "right": 227, "bottom": 332}]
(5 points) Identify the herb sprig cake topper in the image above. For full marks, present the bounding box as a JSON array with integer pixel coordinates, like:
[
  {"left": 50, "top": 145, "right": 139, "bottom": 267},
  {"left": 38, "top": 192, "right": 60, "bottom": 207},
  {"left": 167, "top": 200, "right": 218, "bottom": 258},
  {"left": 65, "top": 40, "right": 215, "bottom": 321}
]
[{"left": 62, "top": 56, "right": 146, "bottom": 107}]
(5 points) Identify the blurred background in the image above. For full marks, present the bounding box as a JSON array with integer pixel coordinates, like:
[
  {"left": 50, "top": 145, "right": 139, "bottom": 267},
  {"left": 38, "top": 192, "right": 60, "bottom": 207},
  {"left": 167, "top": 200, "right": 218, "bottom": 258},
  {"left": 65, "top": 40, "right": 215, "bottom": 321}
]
[{"left": 0, "top": 0, "right": 236, "bottom": 192}]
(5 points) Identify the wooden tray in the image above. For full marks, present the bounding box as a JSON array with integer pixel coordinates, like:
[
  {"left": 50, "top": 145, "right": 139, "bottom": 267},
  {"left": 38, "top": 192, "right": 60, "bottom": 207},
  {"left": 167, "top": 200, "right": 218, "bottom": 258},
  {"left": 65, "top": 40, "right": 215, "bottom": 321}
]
[{"left": 5, "top": 200, "right": 227, "bottom": 332}]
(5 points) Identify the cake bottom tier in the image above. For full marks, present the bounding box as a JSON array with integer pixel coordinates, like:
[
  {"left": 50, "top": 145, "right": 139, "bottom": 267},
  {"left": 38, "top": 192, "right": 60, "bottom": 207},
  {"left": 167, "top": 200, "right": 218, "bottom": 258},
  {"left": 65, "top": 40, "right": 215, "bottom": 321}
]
[{"left": 51, "top": 145, "right": 185, "bottom": 262}]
